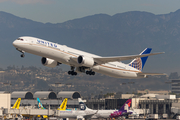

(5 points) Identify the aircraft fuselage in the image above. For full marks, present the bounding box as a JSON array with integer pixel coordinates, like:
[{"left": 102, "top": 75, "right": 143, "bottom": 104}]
[{"left": 13, "top": 36, "right": 147, "bottom": 78}]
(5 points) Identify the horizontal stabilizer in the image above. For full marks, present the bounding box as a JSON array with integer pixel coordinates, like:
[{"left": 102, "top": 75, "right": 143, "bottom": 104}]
[{"left": 137, "top": 72, "right": 167, "bottom": 76}]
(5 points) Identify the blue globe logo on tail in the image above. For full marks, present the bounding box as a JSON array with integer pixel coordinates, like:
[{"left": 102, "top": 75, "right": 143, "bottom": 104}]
[
  {"left": 129, "top": 58, "right": 142, "bottom": 71},
  {"left": 79, "top": 102, "right": 86, "bottom": 110},
  {"left": 129, "top": 48, "right": 152, "bottom": 71}
]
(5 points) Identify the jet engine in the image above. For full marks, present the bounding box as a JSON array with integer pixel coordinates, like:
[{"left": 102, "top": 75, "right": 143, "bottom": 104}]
[
  {"left": 77, "top": 56, "right": 94, "bottom": 67},
  {"left": 41, "top": 57, "right": 58, "bottom": 68}
]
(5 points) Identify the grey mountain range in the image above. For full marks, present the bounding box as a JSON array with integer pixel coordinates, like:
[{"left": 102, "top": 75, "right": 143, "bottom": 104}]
[{"left": 1, "top": 10, "right": 180, "bottom": 75}]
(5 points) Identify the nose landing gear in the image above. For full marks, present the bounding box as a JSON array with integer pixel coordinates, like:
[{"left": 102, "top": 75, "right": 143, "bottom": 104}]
[
  {"left": 16, "top": 48, "right": 25, "bottom": 58},
  {"left": 20, "top": 53, "right": 25, "bottom": 58}
]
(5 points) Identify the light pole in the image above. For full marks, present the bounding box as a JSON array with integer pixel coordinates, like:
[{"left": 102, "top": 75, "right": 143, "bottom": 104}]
[
  {"left": 3, "top": 83, "right": 11, "bottom": 93},
  {"left": 0, "top": 71, "right": 5, "bottom": 81},
  {"left": 128, "top": 82, "right": 135, "bottom": 98},
  {"left": 66, "top": 83, "right": 72, "bottom": 90},
  {"left": 165, "top": 81, "right": 172, "bottom": 95},
  {"left": 165, "top": 81, "right": 173, "bottom": 117},
  {"left": 55, "top": 82, "right": 61, "bottom": 94},
  {"left": 121, "top": 83, "right": 127, "bottom": 93}
]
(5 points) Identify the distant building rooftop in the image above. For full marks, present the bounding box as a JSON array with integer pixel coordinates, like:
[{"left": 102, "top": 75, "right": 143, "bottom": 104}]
[
  {"left": 137, "top": 89, "right": 169, "bottom": 95},
  {"left": 34, "top": 91, "right": 57, "bottom": 99},
  {"left": 57, "top": 91, "right": 81, "bottom": 99},
  {"left": 9, "top": 91, "right": 81, "bottom": 100},
  {"left": 11, "top": 91, "right": 33, "bottom": 99},
  {"left": 140, "top": 94, "right": 158, "bottom": 98}
]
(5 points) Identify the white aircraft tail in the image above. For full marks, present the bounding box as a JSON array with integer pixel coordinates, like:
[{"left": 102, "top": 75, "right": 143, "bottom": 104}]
[{"left": 78, "top": 98, "right": 92, "bottom": 111}]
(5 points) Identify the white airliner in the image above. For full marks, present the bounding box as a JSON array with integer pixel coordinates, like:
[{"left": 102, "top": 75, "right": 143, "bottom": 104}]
[
  {"left": 78, "top": 98, "right": 138, "bottom": 119},
  {"left": 56, "top": 105, "right": 97, "bottom": 120},
  {"left": 78, "top": 98, "right": 116, "bottom": 119},
  {"left": 12, "top": 36, "right": 165, "bottom": 78}
]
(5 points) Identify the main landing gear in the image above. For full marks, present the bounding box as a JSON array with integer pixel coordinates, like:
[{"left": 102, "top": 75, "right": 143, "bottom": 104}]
[
  {"left": 68, "top": 66, "right": 77, "bottom": 76},
  {"left": 68, "top": 66, "right": 95, "bottom": 76},
  {"left": 86, "top": 70, "right": 95, "bottom": 75},
  {"left": 16, "top": 48, "right": 25, "bottom": 58},
  {"left": 68, "top": 71, "right": 77, "bottom": 75}
]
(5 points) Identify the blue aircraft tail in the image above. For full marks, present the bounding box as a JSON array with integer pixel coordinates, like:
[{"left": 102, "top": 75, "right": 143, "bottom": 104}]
[
  {"left": 129, "top": 48, "right": 152, "bottom": 71},
  {"left": 119, "top": 99, "right": 132, "bottom": 111},
  {"left": 37, "top": 98, "right": 45, "bottom": 109}
]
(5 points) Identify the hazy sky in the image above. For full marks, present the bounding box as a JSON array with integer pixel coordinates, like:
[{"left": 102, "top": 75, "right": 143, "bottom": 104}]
[{"left": 0, "top": 0, "right": 180, "bottom": 23}]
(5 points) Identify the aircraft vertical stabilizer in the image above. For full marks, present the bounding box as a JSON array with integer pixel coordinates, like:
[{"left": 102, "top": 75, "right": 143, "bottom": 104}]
[
  {"left": 37, "top": 98, "right": 45, "bottom": 109},
  {"left": 78, "top": 98, "right": 92, "bottom": 111},
  {"left": 119, "top": 99, "right": 131, "bottom": 111},
  {"left": 129, "top": 48, "right": 152, "bottom": 71},
  {"left": 12, "top": 98, "right": 21, "bottom": 109},
  {"left": 57, "top": 98, "right": 68, "bottom": 110},
  {"left": 37, "top": 98, "right": 48, "bottom": 118}
]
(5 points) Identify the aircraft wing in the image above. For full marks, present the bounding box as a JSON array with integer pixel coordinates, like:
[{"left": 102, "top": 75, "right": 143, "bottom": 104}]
[
  {"left": 83, "top": 110, "right": 98, "bottom": 119},
  {"left": 137, "top": 72, "right": 167, "bottom": 76},
  {"left": 70, "top": 52, "right": 164, "bottom": 66},
  {"left": 94, "top": 52, "right": 164, "bottom": 65},
  {"left": 122, "top": 112, "right": 133, "bottom": 116}
]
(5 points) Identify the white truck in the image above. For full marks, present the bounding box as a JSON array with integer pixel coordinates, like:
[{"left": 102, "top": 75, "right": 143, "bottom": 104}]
[
  {"left": 146, "top": 114, "right": 158, "bottom": 120},
  {"left": 162, "top": 114, "right": 168, "bottom": 119},
  {"left": 176, "top": 115, "right": 180, "bottom": 120}
]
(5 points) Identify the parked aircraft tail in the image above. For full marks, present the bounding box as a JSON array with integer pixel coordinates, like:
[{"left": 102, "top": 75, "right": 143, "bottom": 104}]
[
  {"left": 37, "top": 98, "right": 48, "bottom": 118},
  {"left": 37, "top": 98, "right": 45, "bottom": 109},
  {"left": 57, "top": 98, "right": 68, "bottom": 110},
  {"left": 119, "top": 99, "right": 132, "bottom": 111},
  {"left": 129, "top": 48, "right": 152, "bottom": 71},
  {"left": 12, "top": 98, "right": 21, "bottom": 109},
  {"left": 78, "top": 98, "right": 92, "bottom": 111},
  {"left": 110, "top": 99, "right": 132, "bottom": 118}
]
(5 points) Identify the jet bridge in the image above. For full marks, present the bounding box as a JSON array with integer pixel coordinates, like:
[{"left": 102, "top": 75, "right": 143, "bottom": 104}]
[
  {"left": 8, "top": 108, "right": 55, "bottom": 116},
  {"left": 0, "top": 108, "right": 55, "bottom": 119},
  {"left": 0, "top": 108, "right": 80, "bottom": 118}
]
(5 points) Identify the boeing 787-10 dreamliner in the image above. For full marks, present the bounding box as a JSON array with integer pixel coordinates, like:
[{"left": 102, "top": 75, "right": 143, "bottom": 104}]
[{"left": 13, "top": 36, "right": 165, "bottom": 78}]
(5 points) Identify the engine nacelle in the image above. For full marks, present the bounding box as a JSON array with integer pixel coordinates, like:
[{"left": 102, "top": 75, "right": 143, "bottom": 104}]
[
  {"left": 77, "top": 56, "right": 94, "bottom": 67},
  {"left": 41, "top": 57, "right": 58, "bottom": 68}
]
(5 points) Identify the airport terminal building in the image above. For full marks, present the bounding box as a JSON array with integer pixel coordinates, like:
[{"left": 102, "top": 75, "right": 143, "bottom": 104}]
[
  {"left": 9, "top": 91, "right": 128, "bottom": 110},
  {"left": 1, "top": 90, "right": 180, "bottom": 118},
  {"left": 10, "top": 91, "right": 81, "bottom": 109}
]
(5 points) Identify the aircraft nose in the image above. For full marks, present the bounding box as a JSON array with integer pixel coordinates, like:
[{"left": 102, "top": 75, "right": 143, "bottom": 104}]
[
  {"left": 13, "top": 40, "right": 22, "bottom": 49},
  {"left": 12, "top": 40, "right": 18, "bottom": 47}
]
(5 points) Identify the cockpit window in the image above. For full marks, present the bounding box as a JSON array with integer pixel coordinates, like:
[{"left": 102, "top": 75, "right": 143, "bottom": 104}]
[{"left": 17, "top": 38, "right": 24, "bottom": 41}]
